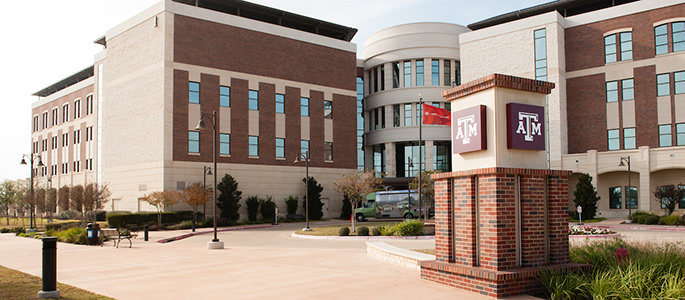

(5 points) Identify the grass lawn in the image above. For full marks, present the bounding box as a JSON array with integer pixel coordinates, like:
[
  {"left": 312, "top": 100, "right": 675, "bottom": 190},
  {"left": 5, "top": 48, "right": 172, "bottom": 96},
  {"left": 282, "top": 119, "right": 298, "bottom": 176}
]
[
  {"left": 294, "top": 221, "right": 401, "bottom": 236},
  {"left": 0, "top": 265, "right": 114, "bottom": 300}
]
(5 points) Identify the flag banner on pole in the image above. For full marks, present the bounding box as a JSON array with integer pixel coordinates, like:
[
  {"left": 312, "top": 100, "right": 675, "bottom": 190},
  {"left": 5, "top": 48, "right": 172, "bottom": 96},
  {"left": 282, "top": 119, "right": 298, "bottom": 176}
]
[{"left": 422, "top": 103, "right": 451, "bottom": 125}]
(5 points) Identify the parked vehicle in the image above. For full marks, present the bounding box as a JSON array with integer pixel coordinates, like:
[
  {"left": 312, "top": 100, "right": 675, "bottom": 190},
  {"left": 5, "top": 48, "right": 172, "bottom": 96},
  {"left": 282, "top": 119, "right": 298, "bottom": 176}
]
[{"left": 354, "top": 190, "right": 419, "bottom": 222}]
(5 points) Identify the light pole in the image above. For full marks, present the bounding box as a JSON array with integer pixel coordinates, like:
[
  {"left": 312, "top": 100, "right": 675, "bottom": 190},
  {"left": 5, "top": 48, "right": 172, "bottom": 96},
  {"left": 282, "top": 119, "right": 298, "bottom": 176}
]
[
  {"left": 619, "top": 156, "right": 632, "bottom": 223},
  {"left": 418, "top": 94, "right": 423, "bottom": 220},
  {"left": 202, "top": 166, "right": 212, "bottom": 225},
  {"left": 195, "top": 111, "right": 223, "bottom": 249},
  {"left": 20, "top": 153, "right": 44, "bottom": 231},
  {"left": 295, "top": 151, "right": 311, "bottom": 231}
]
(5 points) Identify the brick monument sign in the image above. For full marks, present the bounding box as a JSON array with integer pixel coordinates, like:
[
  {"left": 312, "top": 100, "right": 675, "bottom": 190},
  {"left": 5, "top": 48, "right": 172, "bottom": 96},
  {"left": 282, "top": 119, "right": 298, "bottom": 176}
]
[{"left": 420, "top": 74, "right": 579, "bottom": 297}]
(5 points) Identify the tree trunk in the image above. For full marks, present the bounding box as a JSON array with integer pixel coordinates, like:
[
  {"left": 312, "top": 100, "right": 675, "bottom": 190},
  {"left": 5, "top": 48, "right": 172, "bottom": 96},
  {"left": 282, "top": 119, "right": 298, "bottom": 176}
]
[
  {"left": 158, "top": 210, "right": 162, "bottom": 228},
  {"left": 351, "top": 204, "right": 356, "bottom": 233},
  {"left": 5, "top": 208, "right": 8, "bottom": 225}
]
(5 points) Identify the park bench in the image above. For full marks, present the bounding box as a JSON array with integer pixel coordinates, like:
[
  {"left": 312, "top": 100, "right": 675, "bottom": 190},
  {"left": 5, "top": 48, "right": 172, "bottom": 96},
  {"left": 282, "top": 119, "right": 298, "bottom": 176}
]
[{"left": 100, "top": 228, "right": 132, "bottom": 248}]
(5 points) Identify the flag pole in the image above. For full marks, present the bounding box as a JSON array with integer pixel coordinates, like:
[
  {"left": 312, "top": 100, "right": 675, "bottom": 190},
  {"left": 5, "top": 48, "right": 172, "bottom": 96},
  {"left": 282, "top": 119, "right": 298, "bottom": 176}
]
[{"left": 418, "top": 94, "right": 423, "bottom": 221}]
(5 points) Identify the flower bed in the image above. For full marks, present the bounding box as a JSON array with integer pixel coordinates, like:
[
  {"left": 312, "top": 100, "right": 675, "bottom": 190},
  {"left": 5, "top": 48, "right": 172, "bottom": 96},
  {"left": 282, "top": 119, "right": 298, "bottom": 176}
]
[{"left": 569, "top": 225, "right": 615, "bottom": 235}]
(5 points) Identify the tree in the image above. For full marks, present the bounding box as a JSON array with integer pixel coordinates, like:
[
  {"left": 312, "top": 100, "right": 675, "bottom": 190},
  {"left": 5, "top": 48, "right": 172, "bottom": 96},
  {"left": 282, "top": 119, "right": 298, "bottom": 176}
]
[
  {"left": 141, "top": 190, "right": 182, "bottom": 227},
  {"left": 70, "top": 185, "right": 84, "bottom": 219},
  {"left": 82, "top": 183, "right": 111, "bottom": 222},
  {"left": 260, "top": 196, "right": 276, "bottom": 221},
  {"left": 182, "top": 182, "right": 210, "bottom": 225},
  {"left": 0, "top": 180, "right": 17, "bottom": 225},
  {"left": 58, "top": 186, "right": 70, "bottom": 212},
  {"left": 334, "top": 170, "right": 380, "bottom": 232},
  {"left": 34, "top": 188, "right": 46, "bottom": 222},
  {"left": 302, "top": 176, "right": 324, "bottom": 221},
  {"left": 217, "top": 174, "right": 241, "bottom": 223},
  {"left": 409, "top": 170, "right": 440, "bottom": 219},
  {"left": 654, "top": 184, "right": 685, "bottom": 216},
  {"left": 573, "top": 174, "right": 600, "bottom": 220},
  {"left": 46, "top": 187, "right": 57, "bottom": 223}
]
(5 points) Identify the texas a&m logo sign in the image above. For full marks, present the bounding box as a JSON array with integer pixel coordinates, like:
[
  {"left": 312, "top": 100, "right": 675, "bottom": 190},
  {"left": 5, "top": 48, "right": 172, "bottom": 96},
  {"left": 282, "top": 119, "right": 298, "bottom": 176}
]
[
  {"left": 452, "top": 105, "right": 487, "bottom": 154},
  {"left": 506, "top": 103, "right": 545, "bottom": 150}
]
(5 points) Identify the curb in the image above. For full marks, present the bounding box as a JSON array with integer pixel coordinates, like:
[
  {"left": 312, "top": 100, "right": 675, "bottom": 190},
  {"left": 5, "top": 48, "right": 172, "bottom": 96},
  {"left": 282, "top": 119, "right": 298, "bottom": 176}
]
[
  {"left": 593, "top": 224, "right": 685, "bottom": 232},
  {"left": 366, "top": 241, "right": 435, "bottom": 271},
  {"left": 157, "top": 224, "right": 281, "bottom": 243},
  {"left": 569, "top": 233, "right": 621, "bottom": 239},
  {"left": 290, "top": 232, "right": 435, "bottom": 240}
]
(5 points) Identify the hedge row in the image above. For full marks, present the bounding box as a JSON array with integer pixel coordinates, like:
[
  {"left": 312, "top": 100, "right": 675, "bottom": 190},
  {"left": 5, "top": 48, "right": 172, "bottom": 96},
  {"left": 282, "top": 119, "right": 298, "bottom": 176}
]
[{"left": 107, "top": 211, "right": 194, "bottom": 228}]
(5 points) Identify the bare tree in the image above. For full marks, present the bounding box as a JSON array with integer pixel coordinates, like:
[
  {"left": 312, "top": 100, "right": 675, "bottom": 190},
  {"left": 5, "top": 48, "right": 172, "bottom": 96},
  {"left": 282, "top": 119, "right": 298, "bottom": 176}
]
[
  {"left": 141, "top": 190, "right": 182, "bottom": 227},
  {"left": 58, "top": 186, "right": 70, "bottom": 212},
  {"left": 83, "top": 183, "right": 111, "bottom": 222},
  {"left": 409, "top": 170, "right": 440, "bottom": 220},
  {"left": 34, "top": 188, "right": 46, "bottom": 225},
  {"left": 70, "top": 185, "right": 84, "bottom": 220},
  {"left": 654, "top": 184, "right": 685, "bottom": 215},
  {"left": 47, "top": 187, "right": 57, "bottom": 223},
  {"left": 0, "top": 180, "right": 16, "bottom": 225},
  {"left": 334, "top": 170, "right": 380, "bottom": 232}
]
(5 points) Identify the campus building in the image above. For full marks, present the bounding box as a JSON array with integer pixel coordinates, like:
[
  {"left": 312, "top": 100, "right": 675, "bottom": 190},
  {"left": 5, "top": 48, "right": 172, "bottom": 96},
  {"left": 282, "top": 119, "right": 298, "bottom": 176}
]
[
  {"left": 459, "top": 0, "right": 685, "bottom": 218},
  {"left": 31, "top": 0, "right": 358, "bottom": 218}
]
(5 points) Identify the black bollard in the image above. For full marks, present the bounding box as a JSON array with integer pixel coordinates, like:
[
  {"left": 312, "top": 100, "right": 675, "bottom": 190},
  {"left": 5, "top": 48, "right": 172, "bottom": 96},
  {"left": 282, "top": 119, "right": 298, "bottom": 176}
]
[
  {"left": 37, "top": 237, "right": 60, "bottom": 299},
  {"left": 144, "top": 225, "right": 149, "bottom": 241}
]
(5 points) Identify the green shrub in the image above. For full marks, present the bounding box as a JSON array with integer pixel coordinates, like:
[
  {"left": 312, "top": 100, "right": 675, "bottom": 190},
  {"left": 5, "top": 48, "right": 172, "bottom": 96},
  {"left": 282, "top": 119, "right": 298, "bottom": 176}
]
[
  {"left": 106, "top": 211, "right": 194, "bottom": 228},
  {"left": 285, "top": 195, "right": 299, "bottom": 215},
  {"left": 636, "top": 215, "right": 647, "bottom": 224},
  {"left": 631, "top": 211, "right": 651, "bottom": 222},
  {"left": 45, "top": 221, "right": 82, "bottom": 231},
  {"left": 644, "top": 215, "right": 659, "bottom": 225},
  {"left": 357, "top": 226, "right": 369, "bottom": 236},
  {"left": 393, "top": 220, "right": 424, "bottom": 236},
  {"left": 167, "top": 220, "right": 194, "bottom": 230},
  {"left": 259, "top": 196, "right": 276, "bottom": 221},
  {"left": 338, "top": 227, "right": 350, "bottom": 236},
  {"left": 12, "top": 227, "right": 25, "bottom": 235},
  {"left": 659, "top": 215, "right": 681, "bottom": 225},
  {"left": 372, "top": 227, "right": 381, "bottom": 236},
  {"left": 55, "top": 227, "right": 86, "bottom": 244},
  {"left": 246, "top": 196, "right": 260, "bottom": 221},
  {"left": 57, "top": 210, "right": 81, "bottom": 220},
  {"left": 377, "top": 225, "right": 395, "bottom": 236},
  {"left": 1, "top": 228, "right": 10, "bottom": 233}
]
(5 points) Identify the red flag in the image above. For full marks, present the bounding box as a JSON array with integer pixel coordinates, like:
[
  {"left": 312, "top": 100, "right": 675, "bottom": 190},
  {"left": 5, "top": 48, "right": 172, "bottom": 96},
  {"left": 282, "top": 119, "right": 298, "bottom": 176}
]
[{"left": 422, "top": 103, "right": 451, "bottom": 125}]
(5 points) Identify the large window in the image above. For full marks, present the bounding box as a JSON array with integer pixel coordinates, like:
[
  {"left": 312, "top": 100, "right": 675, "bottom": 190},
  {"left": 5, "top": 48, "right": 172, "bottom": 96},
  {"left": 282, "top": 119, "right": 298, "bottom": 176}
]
[
  {"left": 74, "top": 99, "right": 81, "bottom": 119},
  {"left": 373, "top": 108, "right": 379, "bottom": 130},
  {"left": 657, "top": 74, "right": 670, "bottom": 96},
  {"left": 677, "top": 123, "right": 685, "bottom": 146},
  {"left": 62, "top": 104, "right": 69, "bottom": 123},
  {"left": 655, "top": 24, "right": 669, "bottom": 55},
  {"left": 443, "top": 60, "right": 451, "bottom": 86},
  {"left": 392, "top": 62, "right": 400, "bottom": 88},
  {"left": 189, "top": 81, "right": 200, "bottom": 104},
  {"left": 431, "top": 59, "right": 439, "bottom": 86},
  {"left": 219, "top": 133, "right": 230, "bottom": 155},
  {"left": 51, "top": 108, "right": 58, "bottom": 126},
  {"left": 393, "top": 104, "right": 400, "bottom": 127},
  {"left": 373, "top": 145, "right": 385, "bottom": 176},
  {"left": 275, "top": 94, "right": 285, "bottom": 114},
  {"left": 404, "top": 104, "right": 412, "bottom": 126},
  {"left": 619, "top": 32, "right": 633, "bottom": 60},
  {"left": 324, "top": 142, "right": 333, "bottom": 161},
  {"left": 324, "top": 100, "right": 332, "bottom": 119},
  {"left": 679, "top": 185, "right": 685, "bottom": 209},
  {"left": 675, "top": 71, "right": 685, "bottom": 94},
  {"left": 275, "top": 138, "right": 284, "bottom": 158},
  {"left": 301, "top": 97, "right": 309, "bottom": 116},
  {"left": 403, "top": 143, "right": 425, "bottom": 177},
  {"left": 249, "top": 136, "right": 258, "bottom": 156},
  {"left": 624, "top": 128, "right": 636, "bottom": 149},
  {"left": 674, "top": 22, "right": 685, "bottom": 52},
  {"left": 625, "top": 186, "right": 638, "bottom": 209},
  {"left": 434, "top": 141, "right": 451, "bottom": 171},
  {"left": 373, "top": 67, "right": 378, "bottom": 93},
  {"left": 659, "top": 124, "right": 672, "bottom": 147},
  {"left": 604, "top": 34, "right": 617, "bottom": 63},
  {"left": 220, "top": 86, "right": 230, "bottom": 107},
  {"left": 609, "top": 186, "right": 622, "bottom": 209},
  {"left": 380, "top": 65, "right": 385, "bottom": 91},
  {"left": 622, "top": 79, "right": 634, "bottom": 101},
  {"left": 86, "top": 95, "right": 94, "bottom": 115},
  {"left": 188, "top": 131, "right": 199, "bottom": 153},
  {"left": 534, "top": 28, "right": 547, "bottom": 81},
  {"left": 606, "top": 81, "right": 618, "bottom": 102},
  {"left": 608, "top": 129, "right": 620, "bottom": 150},
  {"left": 415, "top": 60, "right": 424, "bottom": 87},
  {"left": 248, "top": 90, "right": 258, "bottom": 110},
  {"left": 403, "top": 61, "right": 411, "bottom": 87},
  {"left": 301, "top": 140, "right": 309, "bottom": 155}
]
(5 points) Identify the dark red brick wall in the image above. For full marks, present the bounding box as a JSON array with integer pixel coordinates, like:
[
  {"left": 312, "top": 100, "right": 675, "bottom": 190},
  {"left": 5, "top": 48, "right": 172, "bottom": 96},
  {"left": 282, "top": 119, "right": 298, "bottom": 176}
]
[
  {"left": 567, "top": 73, "right": 607, "bottom": 154},
  {"left": 635, "top": 65, "right": 658, "bottom": 148},
  {"left": 174, "top": 14, "right": 356, "bottom": 91}
]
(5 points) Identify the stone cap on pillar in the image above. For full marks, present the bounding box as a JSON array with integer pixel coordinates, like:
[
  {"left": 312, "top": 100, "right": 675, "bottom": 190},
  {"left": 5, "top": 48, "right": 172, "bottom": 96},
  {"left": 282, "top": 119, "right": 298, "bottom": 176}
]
[{"left": 442, "top": 73, "right": 555, "bottom": 101}]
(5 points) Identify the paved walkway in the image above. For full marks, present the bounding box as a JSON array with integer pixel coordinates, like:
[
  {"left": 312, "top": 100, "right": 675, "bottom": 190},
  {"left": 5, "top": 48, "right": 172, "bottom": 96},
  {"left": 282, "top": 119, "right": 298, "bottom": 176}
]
[{"left": 0, "top": 221, "right": 533, "bottom": 300}]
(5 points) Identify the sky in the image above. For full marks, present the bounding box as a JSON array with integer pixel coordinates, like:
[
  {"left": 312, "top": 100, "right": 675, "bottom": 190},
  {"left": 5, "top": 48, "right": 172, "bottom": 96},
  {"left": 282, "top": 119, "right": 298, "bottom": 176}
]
[{"left": 0, "top": 0, "right": 550, "bottom": 182}]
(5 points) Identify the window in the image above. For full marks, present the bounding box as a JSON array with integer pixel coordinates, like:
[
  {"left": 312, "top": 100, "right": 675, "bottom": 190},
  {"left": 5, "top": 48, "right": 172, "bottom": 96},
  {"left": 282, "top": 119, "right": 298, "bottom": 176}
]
[
  {"left": 434, "top": 141, "right": 451, "bottom": 171},
  {"left": 86, "top": 95, "right": 94, "bottom": 115},
  {"left": 454, "top": 61, "right": 461, "bottom": 86},
  {"left": 249, "top": 136, "right": 258, "bottom": 156},
  {"left": 444, "top": 60, "right": 451, "bottom": 86},
  {"left": 62, "top": 104, "right": 69, "bottom": 123},
  {"left": 219, "top": 133, "right": 230, "bottom": 155},
  {"left": 393, "top": 105, "right": 400, "bottom": 127},
  {"left": 674, "top": 22, "right": 685, "bottom": 52},
  {"left": 373, "top": 67, "right": 378, "bottom": 93},
  {"left": 655, "top": 24, "right": 668, "bottom": 55},
  {"left": 431, "top": 59, "right": 439, "bottom": 86},
  {"left": 33, "top": 116, "right": 38, "bottom": 132},
  {"left": 275, "top": 94, "right": 285, "bottom": 114},
  {"left": 605, "top": 34, "right": 617, "bottom": 63},
  {"left": 301, "top": 140, "right": 309, "bottom": 155},
  {"left": 324, "top": 100, "right": 332, "bottom": 119},
  {"left": 624, "top": 128, "right": 636, "bottom": 149},
  {"left": 42, "top": 112, "right": 48, "bottom": 129},
  {"left": 679, "top": 185, "right": 685, "bottom": 209},
  {"left": 659, "top": 124, "right": 672, "bottom": 147},
  {"left": 380, "top": 65, "right": 385, "bottom": 91},
  {"left": 416, "top": 103, "right": 422, "bottom": 126},
  {"left": 625, "top": 186, "right": 638, "bottom": 209},
  {"left": 675, "top": 71, "right": 685, "bottom": 94},
  {"left": 660, "top": 185, "right": 674, "bottom": 209},
  {"left": 622, "top": 79, "right": 634, "bottom": 101},
  {"left": 534, "top": 29, "right": 547, "bottom": 81},
  {"left": 404, "top": 104, "right": 412, "bottom": 126},
  {"left": 275, "top": 138, "right": 285, "bottom": 158},
  {"left": 188, "top": 131, "right": 199, "bottom": 153},
  {"left": 381, "top": 107, "right": 385, "bottom": 129},
  {"left": 445, "top": 102, "right": 451, "bottom": 111},
  {"left": 86, "top": 126, "right": 93, "bottom": 141},
  {"left": 220, "top": 86, "right": 230, "bottom": 107},
  {"left": 74, "top": 99, "right": 81, "bottom": 119},
  {"left": 608, "top": 129, "right": 620, "bottom": 150},
  {"left": 677, "top": 123, "right": 685, "bottom": 146},
  {"left": 606, "top": 81, "right": 618, "bottom": 102},
  {"left": 392, "top": 62, "right": 400, "bottom": 88},
  {"left": 373, "top": 108, "right": 379, "bottom": 130},
  {"left": 619, "top": 32, "right": 633, "bottom": 60},
  {"left": 403, "top": 61, "right": 411, "bottom": 87},
  {"left": 609, "top": 186, "right": 622, "bottom": 209},
  {"left": 415, "top": 60, "right": 424, "bottom": 87},
  {"left": 51, "top": 108, "right": 58, "bottom": 126},
  {"left": 189, "top": 81, "right": 200, "bottom": 104},
  {"left": 249, "top": 90, "right": 259, "bottom": 110},
  {"left": 73, "top": 130, "right": 80, "bottom": 145},
  {"left": 300, "top": 97, "right": 309, "bottom": 116},
  {"left": 373, "top": 145, "right": 385, "bottom": 176},
  {"left": 324, "top": 142, "right": 333, "bottom": 161},
  {"left": 657, "top": 73, "right": 670, "bottom": 96}
]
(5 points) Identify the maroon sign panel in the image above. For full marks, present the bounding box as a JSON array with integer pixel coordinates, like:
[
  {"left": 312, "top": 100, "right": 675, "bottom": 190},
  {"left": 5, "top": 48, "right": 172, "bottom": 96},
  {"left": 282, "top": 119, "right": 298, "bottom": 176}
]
[
  {"left": 507, "top": 103, "right": 545, "bottom": 150},
  {"left": 452, "top": 105, "right": 487, "bottom": 154}
]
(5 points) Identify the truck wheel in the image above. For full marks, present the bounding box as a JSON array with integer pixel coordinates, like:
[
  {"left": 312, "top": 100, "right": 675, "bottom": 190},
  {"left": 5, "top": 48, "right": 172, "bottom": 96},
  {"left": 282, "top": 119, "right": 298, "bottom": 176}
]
[
  {"left": 404, "top": 213, "right": 414, "bottom": 220},
  {"left": 356, "top": 214, "right": 365, "bottom": 222}
]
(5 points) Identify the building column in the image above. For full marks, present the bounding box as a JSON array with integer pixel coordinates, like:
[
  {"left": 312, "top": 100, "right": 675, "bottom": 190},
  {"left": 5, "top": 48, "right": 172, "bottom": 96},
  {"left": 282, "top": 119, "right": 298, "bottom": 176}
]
[
  {"left": 385, "top": 142, "right": 396, "bottom": 177},
  {"left": 364, "top": 145, "right": 374, "bottom": 171},
  {"left": 425, "top": 140, "right": 434, "bottom": 171},
  {"left": 637, "top": 146, "right": 651, "bottom": 212}
]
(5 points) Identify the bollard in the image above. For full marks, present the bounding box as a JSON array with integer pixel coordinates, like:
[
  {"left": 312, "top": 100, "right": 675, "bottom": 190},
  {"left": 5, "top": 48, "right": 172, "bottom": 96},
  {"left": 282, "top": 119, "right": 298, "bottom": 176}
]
[
  {"left": 273, "top": 207, "right": 279, "bottom": 225},
  {"left": 37, "top": 237, "right": 60, "bottom": 299},
  {"left": 144, "top": 225, "right": 149, "bottom": 241},
  {"left": 192, "top": 215, "right": 196, "bottom": 232}
]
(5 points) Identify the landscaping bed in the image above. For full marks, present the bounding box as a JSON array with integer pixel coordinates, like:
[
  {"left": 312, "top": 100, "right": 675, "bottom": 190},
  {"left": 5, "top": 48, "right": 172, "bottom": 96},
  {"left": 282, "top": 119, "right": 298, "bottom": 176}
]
[
  {"left": 295, "top": 220, "right": 428, "bottom": 237},
  {"left": 0, "top": 265, "right": 114, "bottom": 300}
]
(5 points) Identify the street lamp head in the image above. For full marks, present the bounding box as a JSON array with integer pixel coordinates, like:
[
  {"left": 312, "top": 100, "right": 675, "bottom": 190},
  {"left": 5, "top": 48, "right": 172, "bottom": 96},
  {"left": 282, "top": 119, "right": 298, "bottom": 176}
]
[
  {"left": 206, "top": 167, "right": 212, "bottom": 175},
  {"left": 618, "top": 160, "right": 625, "bottom": 167},
  {"left": 37, "top": 158, "right": 44, "bottom": 167},
  {"left": 194, "top": 119, "right": 207, "bottom": 131},
  {"left": 20, "top": 158, "right": 27, "bottom": 165}
]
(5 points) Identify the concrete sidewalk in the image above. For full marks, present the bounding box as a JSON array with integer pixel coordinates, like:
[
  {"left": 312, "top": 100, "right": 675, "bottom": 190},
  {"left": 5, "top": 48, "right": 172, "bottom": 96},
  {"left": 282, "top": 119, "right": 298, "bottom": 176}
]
[{"left": 0, "top": 222, "right": 536, "bottom": 300}]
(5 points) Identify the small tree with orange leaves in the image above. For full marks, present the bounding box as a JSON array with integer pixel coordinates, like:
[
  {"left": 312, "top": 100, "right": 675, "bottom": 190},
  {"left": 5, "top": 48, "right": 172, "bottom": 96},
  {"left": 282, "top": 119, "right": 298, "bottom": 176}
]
[
  {"left": 141, "top": 190, "right": 182, "bottom": 227},
  {"left": 183, "top": 182, "right": 211, "bottom": 225},
  {"left": 334, "top": 170, "right": 380, "bottom": 232}
]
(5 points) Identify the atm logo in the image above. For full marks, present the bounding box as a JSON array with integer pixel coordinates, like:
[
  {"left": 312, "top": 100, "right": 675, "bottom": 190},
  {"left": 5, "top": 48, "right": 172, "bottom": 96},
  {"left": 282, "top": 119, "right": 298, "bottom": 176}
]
[
  {"left": 452, "top": 105, "right": 487, "bottom": 154},
  {"left": 507, "top": 103, "right": 545, "bottom": 150}
]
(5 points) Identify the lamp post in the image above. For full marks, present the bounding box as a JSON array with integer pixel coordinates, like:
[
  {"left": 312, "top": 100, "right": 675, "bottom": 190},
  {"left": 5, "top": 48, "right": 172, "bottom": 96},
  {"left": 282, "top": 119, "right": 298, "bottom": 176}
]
[
  {"left": 195, "top": 111, "right": 223, "bottom": 249},
  {"left": 418, "top": 94, "right": 423, "bottom": 220},
  {"left": 295, "top": 151, "right": 311, "bottom": 231},
  {"left": 619, "top": 156, "right": 632, "bottom": 223},
  {"left": 202, "top": 166, "right": 212, "bottom": 226},
  {"left": 20, "top": 153, "right": 43, "bottom": 231}
]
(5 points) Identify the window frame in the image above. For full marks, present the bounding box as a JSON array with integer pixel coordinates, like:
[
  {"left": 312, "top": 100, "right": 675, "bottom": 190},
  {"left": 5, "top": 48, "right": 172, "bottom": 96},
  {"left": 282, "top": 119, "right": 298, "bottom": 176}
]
[
  {"left": 323, "top": 100, "right": 332, "bottom": 119},
  {"left": 248, "top": 90, "right": 259, "bottom": 110},
  {"left": 621, "top": 79, "right": 634, "bottom": 101},
  {"left": 604, "top": 34, "right": 617, "bottom": 64},
  {"left": 275, "top": 138, "right": 285, "bottom": 159},
  {"left": 220, "top": 86, "right": 230, "bottom": 107},
  {"left": 659, "top": 124, "right": 672, "bottom": 147},
  {"left": 677, "top": 123, "right": 685, "bottom": 146},
  {"left": 673, "top": 22, "right": 685, "bottom": 52},
  {"left": 623, "top": 127, "right": 636, "bottom": 149},
  {"left": 300, "top": 97, "right": 309, "bottom": 117},
  {"left": 609, "top": 186, "right": 622, "bottom": 209},
  {"left": 608, "top": 129, "right": 620, "bottom": 150},
  {"left": 606, "top": 81, "right": 618, "bottom": 103},
  {"left": 301, "top": 140, "right": 309, "bottom": 156},
  {"left": 625, "top": 185, "right": 638, "bottom": 209},
  {"left": 275, "top": 93, "right": 285, "bottom": 114},
  {"left": 248, "top": 135, "right": 259, "bottom": 156},
  {"left": 219, "top": 133, "right": 230, "bottom": 155},
  {"left": 403, "top": 61, "right": 411, "bottom": 87},
  {"left": 675, "top": 71, "right": 685, "bottom": 95},
  {"left": 619, "top": 31, "right": 633, "bottom": 61},
  {"left": 431, "top": 59, "right": 439, "bottom": 86},
  {"left": 324, "top": 142, "right": 333, "bottom": 161},
  {"left": 188, "top": 131, "right": 200, "bottom": 153},
  {"left": 404, "top": 104, "right": 412, "bottom": 127},
  {"left": 657, "top": 73, "right": 670, "bottom": 96},
  {"left": 189, "top": 81, "right": 200, "bottom": 104},
  {"left": 415, "top": 60, "right": 424, "bottom": 87}
]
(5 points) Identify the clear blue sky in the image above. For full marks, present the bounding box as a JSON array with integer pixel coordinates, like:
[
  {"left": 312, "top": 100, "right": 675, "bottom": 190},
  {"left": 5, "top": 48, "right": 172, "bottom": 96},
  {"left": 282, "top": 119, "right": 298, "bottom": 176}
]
[{"left": 0, "top": 0, "right": 550, "bottom": 181}]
